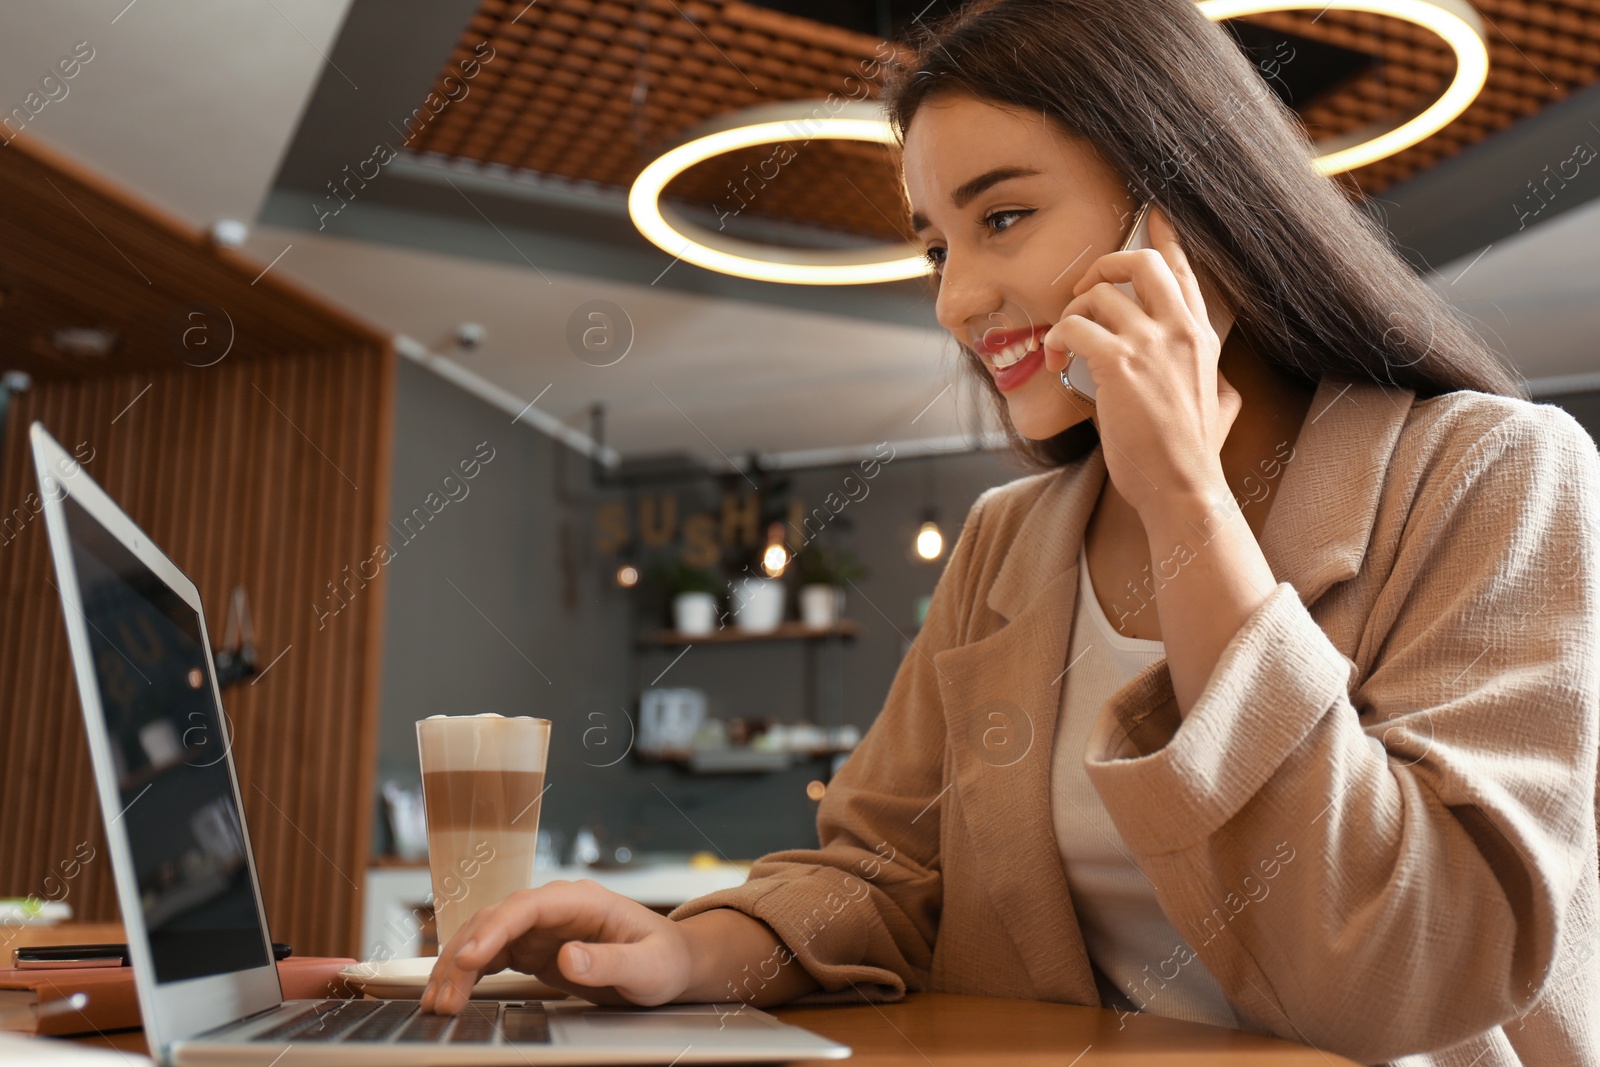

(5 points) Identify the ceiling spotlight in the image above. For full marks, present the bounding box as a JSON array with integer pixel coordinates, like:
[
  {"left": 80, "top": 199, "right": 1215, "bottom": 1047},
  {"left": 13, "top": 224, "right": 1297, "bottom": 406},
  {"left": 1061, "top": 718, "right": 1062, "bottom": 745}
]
[{"left": 616, "top": 563, "right": 641, "bottom": 588}]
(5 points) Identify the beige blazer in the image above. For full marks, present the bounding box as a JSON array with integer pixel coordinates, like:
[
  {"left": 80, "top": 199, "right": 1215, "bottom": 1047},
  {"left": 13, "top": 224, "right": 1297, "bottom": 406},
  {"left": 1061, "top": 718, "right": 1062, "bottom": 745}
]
[{"left": 671, "top": 378, "right": 1600, "bottom": 1066}]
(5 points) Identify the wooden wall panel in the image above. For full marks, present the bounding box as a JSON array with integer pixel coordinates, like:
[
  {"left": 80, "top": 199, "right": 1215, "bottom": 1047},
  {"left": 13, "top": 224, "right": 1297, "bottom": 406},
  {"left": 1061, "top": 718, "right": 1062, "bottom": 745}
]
[
  {"left": 0, "top": 105, "right": 396, "bottom": 960},
  {"left": 0, "top": 348, "right": 396, "bottom": 959}
]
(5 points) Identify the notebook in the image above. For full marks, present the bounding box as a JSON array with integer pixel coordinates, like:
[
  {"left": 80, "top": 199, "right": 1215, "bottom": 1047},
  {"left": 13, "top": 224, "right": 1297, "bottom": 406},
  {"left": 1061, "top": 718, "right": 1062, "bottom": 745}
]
[{"left": 30, "top": 418, "right": 851, "bottom": 1065}]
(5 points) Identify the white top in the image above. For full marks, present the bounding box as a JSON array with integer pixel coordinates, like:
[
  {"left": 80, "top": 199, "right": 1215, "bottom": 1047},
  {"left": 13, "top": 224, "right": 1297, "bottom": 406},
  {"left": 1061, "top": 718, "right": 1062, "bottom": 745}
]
[{"left": 1049, "top": 545, "right": 1240, "bottom": 1029}]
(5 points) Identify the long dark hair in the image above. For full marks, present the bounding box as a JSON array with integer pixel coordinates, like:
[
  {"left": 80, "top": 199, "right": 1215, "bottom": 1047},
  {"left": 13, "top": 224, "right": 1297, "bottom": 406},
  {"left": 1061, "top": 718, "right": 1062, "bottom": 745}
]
[{"left": 880, "top": 0, "right": 1524, "bottom": 468}]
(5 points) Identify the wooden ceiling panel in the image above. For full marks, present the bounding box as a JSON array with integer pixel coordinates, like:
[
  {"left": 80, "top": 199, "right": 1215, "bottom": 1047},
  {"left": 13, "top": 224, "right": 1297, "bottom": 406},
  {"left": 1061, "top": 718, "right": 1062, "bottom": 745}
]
[
  {"left": 0, "top": 134, "right": 385, "bottom": 384},
  {"left": 403, "top": 0, "right": 1600, "bottom": 241}
]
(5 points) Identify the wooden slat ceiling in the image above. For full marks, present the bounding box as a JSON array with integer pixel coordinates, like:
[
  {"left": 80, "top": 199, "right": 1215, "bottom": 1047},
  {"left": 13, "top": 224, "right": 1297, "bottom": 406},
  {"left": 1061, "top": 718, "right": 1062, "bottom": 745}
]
[
  {"left": 0, "top": 134, "right": 386, "bottom": 384},
  {"left": 403, "top": 0, "right": 1600, "bottom": 243}
]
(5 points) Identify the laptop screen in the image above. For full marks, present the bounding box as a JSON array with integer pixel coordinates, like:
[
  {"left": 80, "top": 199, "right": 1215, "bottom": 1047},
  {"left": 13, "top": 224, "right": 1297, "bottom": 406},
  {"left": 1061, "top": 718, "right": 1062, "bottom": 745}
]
[{"left": 61, "top": 494, "right": 273, "bottom": 985}]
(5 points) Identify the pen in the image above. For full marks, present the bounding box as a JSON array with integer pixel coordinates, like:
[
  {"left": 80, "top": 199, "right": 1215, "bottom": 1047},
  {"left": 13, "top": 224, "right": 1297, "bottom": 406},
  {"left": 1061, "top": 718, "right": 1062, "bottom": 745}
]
[{"left": 14, "top": 941, "right": 292, "bottom": 968}]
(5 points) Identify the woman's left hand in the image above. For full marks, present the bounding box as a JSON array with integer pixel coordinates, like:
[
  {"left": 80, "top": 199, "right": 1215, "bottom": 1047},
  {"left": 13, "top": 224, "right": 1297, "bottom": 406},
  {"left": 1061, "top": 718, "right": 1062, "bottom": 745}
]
[{"left": 1041, "top": 205, "right": 1241, "bottom": 517}]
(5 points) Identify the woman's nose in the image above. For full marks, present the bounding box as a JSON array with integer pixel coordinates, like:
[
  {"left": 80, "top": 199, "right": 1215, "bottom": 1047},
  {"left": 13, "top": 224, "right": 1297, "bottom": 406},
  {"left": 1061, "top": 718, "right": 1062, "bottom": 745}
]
[{"left": 934, "top": 255, "right": 1001, "bottom": 339}]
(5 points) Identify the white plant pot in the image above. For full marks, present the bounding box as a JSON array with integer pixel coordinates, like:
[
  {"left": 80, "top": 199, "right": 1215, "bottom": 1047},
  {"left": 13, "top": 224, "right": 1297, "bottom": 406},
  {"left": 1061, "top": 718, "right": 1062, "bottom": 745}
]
[
  {"left": 799, "top": 584, "right": 844, "bottom": 628},
  {"left": 732, "top": 576, "right": 784, "bottom": 633},
  {"left": 673, "top": 592, "right": 717, "bottom": 636}
]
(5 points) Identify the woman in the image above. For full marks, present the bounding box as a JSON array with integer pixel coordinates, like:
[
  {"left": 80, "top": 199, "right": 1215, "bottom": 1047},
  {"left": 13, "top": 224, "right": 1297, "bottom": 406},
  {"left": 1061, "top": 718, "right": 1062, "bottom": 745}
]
[{"left": 423, "top": 1, "right": 1600, "bottom": 1062}]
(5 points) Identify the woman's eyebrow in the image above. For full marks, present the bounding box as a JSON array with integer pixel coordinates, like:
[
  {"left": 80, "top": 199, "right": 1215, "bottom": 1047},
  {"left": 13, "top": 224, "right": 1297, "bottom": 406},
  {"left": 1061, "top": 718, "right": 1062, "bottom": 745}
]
[{"left": 910, "top": 165, "right": 1043, "bottom": 233}]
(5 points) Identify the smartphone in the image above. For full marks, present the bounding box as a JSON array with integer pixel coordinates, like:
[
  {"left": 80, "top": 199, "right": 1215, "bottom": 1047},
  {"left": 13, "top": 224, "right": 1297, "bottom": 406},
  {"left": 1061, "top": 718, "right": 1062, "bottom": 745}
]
[
  {"left": 13, "top": 941, "right": 292, "bottom": 969},
  {"left": 1061, "top": 200, "right": 1153, "bottom": 405}
]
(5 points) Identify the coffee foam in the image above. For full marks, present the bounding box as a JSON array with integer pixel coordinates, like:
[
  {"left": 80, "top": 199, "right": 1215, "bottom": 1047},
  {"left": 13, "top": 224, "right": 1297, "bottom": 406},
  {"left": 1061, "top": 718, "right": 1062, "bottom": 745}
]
[{"left": 417, "top": 714, "right": 550, "bottom": 773}]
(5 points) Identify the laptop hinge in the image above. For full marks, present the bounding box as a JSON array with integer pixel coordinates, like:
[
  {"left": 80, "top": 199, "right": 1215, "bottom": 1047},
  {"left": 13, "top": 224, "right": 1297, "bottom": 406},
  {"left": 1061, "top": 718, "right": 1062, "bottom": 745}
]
[{"left": 191, "top": 1001, "right": 293, "bottom": 1039}]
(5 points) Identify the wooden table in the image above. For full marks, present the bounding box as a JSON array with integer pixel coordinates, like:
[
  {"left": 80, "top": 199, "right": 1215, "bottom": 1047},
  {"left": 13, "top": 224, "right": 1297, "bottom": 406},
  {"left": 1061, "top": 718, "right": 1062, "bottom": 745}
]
[
  {"left": 62, "top": 992, "right": 1355, "bottom": 1064},
  {"left": 774, "top": 993, "right": 1358, "bottom": 1065}
]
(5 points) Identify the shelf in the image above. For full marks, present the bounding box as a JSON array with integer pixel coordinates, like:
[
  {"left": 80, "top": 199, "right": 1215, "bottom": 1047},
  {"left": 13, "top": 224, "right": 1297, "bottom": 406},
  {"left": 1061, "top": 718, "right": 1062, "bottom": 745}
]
[
  {"left": 637, "top": 744, "right": 856, "bottom": 774},
  {"left": 639, "top": 620, "right": 860, "bottom": 647}
]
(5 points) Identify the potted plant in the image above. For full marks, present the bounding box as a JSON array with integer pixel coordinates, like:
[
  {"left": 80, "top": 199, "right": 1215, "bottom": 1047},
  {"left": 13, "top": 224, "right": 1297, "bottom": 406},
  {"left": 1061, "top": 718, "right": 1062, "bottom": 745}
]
[
  {"left": 730, "top": 570, "right": 785, "bottom": 633},
  {"left": 654, "top": 559, "right": 723, "bottom": 636},
  {"left": 795, "top": 544, "right": 867, "bottom": 628}
]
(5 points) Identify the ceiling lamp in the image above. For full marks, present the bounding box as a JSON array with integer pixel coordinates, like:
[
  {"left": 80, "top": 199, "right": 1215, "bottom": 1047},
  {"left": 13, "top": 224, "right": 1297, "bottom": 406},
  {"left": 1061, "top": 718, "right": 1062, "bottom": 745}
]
[
  {"left": 1198, "top": 0, "right": 1488, "bottom": 175},
  {"left": 628, "top": 99, "right": 921, "bottom": 286},
  {"left": 628, "top": 0, "right": 1486, "bottom": 285}
]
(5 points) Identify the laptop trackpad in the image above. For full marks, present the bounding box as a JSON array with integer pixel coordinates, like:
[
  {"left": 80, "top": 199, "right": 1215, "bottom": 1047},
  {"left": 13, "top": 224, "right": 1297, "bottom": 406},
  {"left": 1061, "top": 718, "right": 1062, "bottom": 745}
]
[{"left": 557, "top": 1006, "right": 774, "bottom": 1048}]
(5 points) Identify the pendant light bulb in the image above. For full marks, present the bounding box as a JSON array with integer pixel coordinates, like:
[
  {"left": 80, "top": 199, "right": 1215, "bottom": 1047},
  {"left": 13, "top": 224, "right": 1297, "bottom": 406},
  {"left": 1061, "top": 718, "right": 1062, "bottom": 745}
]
[{"left": 762, "top": 521, "right": 789, "bottom": 577}]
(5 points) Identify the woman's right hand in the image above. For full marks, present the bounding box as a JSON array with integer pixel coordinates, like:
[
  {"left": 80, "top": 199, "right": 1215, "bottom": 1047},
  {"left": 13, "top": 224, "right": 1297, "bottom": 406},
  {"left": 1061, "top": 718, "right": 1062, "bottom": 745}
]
[{"left": 420, "top": 879, "right": 695, "bottom": 1014}]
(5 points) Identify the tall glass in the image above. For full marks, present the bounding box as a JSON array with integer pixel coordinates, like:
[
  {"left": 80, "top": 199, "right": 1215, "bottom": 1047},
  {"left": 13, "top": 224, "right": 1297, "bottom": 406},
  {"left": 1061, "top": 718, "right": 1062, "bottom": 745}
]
[{"left": 415, "top": 713, "right": 551, "bottom": 947}]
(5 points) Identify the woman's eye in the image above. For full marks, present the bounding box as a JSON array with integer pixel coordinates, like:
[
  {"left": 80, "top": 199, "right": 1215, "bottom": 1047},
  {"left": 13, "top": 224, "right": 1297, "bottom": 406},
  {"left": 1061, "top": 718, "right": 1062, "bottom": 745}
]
[
  {"left": 921, "top": 210, "right": 1034, "bottom": 273},
  {"left": 986, "top": 208, "right": 1032, "bottom": 233}
]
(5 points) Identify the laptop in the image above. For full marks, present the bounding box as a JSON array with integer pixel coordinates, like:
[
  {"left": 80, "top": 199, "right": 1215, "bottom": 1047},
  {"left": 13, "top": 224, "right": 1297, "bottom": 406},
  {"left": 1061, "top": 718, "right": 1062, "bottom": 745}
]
[{"left": 29, "top": 422, "right": 852, "bottom": 1065}]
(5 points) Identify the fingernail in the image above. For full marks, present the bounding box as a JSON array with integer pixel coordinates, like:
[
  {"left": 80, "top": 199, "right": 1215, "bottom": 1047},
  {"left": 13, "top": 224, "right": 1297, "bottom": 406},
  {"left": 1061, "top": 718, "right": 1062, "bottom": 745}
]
[{"left": 568, "top": 944, "right": 591, "bottom": 975}]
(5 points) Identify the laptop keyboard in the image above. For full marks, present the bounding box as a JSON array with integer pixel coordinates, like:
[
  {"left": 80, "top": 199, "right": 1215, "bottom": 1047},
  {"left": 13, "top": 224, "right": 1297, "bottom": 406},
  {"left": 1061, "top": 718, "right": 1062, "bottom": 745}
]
[{"left": 249, "top": 999, "right": 551, "bottom": 1045}]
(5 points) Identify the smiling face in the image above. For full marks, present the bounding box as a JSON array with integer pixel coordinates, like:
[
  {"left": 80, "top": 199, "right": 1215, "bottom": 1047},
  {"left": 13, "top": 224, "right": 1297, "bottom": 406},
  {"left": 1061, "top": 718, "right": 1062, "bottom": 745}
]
[{"left": 902, "top": 91, "right": 1139, "bottom": 440}]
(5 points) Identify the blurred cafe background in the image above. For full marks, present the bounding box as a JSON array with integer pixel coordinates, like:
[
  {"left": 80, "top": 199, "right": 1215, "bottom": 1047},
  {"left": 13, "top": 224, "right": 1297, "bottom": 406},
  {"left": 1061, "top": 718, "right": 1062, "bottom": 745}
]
[{"left": 1, "top": 0, "right": 1598, "bottom": 962}]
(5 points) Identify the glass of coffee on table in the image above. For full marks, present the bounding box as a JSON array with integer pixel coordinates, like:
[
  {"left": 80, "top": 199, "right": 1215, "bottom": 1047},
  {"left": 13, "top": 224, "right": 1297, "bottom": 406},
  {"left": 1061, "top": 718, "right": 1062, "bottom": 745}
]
[{"left": 416, "top": 713, "right": 551, "bottom": 947}]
